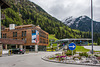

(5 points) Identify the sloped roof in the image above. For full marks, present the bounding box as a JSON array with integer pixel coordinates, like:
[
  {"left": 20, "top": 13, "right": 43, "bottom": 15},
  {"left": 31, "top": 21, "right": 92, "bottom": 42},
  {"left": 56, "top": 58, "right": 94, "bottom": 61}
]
[{"left": 0, "top": 0, "right": 10, "bottom": 9}]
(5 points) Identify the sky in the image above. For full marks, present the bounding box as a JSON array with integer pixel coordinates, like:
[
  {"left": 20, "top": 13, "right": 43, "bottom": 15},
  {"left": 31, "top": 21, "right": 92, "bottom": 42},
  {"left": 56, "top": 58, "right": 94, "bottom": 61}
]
[{"left": 30, "top": 0, "right": 100, "bottom": 21}]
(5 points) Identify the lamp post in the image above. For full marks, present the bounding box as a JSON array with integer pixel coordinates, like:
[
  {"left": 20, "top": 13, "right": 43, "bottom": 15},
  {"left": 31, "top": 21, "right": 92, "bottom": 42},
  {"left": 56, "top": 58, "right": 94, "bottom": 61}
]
[
  {"left": 0, "top": 6, "right": 1, "bottom": 38},
  {"left": 91, "top": 0, "right": 93, "bottom": 55}
]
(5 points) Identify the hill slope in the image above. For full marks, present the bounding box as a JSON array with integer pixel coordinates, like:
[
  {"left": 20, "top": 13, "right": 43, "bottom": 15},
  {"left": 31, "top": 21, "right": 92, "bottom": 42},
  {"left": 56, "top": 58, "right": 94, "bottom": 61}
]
[{"left": 1, "top": 0, "right": 91, "bottom": 39}]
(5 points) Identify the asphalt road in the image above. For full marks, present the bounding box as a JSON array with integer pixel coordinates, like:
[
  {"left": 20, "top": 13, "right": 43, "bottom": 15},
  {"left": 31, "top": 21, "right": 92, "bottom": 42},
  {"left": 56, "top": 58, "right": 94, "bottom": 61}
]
[{"left": 0, "top": 52, "right": 97, "bottom": 67}]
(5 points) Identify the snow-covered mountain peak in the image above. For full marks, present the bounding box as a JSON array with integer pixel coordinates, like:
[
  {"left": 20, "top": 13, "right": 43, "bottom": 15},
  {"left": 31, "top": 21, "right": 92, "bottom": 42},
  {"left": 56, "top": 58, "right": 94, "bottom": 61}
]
[
  {"left": 62, "top": 16, "right": 76, "bottom": 26},
  {"left": 62, "top": 15, "right": 100, "bottom": 32}
]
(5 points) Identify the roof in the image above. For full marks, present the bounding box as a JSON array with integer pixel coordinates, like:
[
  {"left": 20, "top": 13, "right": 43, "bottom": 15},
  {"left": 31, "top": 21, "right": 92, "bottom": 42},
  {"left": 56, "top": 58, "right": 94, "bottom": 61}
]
[
  {"left": 3, "top": 24, "right": 49, "bottom": 34},
  {"left": 0, "top": 0, "right": 10, "bottom": 9},
  {"left": 56, "top": 38, "right": 92, "bottom": 42}
]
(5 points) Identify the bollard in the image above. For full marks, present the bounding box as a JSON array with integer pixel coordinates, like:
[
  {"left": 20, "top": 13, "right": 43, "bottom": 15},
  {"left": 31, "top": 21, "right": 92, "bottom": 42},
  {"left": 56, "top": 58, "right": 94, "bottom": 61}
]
[
  {"left": 8, "top": 49, "right": 12, "bottom": 56},
  {"left": 0, "top": 50, "right": 2, "bottom": 57},
  {"left": 11, "top": 49, "right": 12, "bottom": 55},
  {"left": 26, "top": 49, "right": 29, "bottom": 54},
  {"left": 27, "top": 49, "right": 29, "bottom": 54},
  {"left": 8, "top": 49, "right": 10, "bottom": 56}
]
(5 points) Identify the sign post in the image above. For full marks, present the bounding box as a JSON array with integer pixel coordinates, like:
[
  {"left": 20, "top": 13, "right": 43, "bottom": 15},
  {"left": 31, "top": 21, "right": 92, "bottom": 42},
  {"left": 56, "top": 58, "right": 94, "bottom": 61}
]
[{"left": 69, "top": 43, "right": 76, "bottom": 56}]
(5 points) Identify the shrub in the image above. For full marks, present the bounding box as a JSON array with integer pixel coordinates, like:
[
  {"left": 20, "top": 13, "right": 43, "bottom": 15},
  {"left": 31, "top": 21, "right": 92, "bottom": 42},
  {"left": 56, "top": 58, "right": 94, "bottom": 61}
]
[
  {"left": 94, "top": 55, "right": 99, "bottom": 57},
  {"left": 79, "top": 52, "right": 88, "bottom": 57},
  {"left": 66, "top": 50, "right": 76, "bottom": 56},
  {"left": 56, "top": 56, "right": 65, "bottom": 61}
]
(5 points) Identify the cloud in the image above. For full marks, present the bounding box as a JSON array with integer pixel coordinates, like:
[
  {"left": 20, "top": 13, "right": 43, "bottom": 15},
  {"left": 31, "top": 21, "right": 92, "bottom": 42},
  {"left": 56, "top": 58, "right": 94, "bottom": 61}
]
[{"left": 30, "top": 0, "right": 100, "bottom": 21}]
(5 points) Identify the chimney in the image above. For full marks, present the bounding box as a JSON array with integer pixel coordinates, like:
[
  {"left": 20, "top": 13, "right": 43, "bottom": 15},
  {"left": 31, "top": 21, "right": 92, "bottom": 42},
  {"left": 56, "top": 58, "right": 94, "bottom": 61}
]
[
  {"left": 9, "top": 24, "right": 15, "bottom": 30},
  {"left": 36, "top": 25, "right": 41, "bottom": 29}
]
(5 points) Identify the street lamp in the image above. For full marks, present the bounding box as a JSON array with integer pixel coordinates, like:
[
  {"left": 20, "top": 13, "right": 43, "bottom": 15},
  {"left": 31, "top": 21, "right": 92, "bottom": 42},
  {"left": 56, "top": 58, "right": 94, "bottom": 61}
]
[{"left": 91, "top": 0, "right": 93, "bottom": 55}]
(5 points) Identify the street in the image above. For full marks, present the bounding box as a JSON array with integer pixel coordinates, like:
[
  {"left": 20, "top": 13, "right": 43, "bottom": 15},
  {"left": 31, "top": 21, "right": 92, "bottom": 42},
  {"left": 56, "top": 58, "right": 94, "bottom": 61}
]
[{"left": 0, "top": 52, "right": 97, "bottom": 67}]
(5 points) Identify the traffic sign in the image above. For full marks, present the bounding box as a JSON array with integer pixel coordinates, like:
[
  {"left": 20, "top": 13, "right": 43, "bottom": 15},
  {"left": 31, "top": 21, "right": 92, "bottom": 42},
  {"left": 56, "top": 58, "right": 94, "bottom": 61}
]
[{"left": 69, "top": 43, "right": 76, "bottom": 50}]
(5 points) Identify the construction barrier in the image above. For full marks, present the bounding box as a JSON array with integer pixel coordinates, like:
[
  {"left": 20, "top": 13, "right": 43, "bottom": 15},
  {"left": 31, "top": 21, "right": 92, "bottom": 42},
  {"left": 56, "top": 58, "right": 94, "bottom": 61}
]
[
  {"left": 0, "top": 50, "right": 2, "bottom": 57},
  {"left": 26, "top": 49, "right": 29, "bottom": 54},
  {"left": 8, "top": 49, "right": 12, "bottom": 56}
]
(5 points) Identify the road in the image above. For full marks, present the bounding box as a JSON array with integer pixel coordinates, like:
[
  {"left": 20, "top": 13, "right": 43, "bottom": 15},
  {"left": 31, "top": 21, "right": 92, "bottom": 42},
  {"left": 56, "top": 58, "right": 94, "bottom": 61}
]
[{"left": 0, "top": 52, "right": 97, "bottom": 67}]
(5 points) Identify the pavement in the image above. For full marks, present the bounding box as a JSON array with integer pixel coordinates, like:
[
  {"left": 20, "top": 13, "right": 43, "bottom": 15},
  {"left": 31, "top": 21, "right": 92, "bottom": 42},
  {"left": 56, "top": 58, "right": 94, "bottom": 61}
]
[
  {"left": 0, "top": 52, "right": 97, "bottom": 67},
  {"left": 84, "top": 46, "right": 100, "bottom": 51}
]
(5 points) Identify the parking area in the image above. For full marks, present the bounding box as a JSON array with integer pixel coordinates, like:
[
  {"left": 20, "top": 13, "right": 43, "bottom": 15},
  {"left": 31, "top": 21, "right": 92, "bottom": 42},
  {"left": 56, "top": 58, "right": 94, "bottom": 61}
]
[{"left": 0, "top": 52, "right": 97, "bottom": 67}]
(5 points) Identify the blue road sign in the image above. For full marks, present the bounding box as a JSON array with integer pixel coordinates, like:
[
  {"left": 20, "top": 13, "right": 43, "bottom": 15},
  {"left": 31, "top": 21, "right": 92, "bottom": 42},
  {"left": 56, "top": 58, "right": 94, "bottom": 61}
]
[
  {"left": 80, "top": 41, "right": 82, "bottom": 42},
  {"left": 69, "top": 43, "right": 76, "bottom": 50}
]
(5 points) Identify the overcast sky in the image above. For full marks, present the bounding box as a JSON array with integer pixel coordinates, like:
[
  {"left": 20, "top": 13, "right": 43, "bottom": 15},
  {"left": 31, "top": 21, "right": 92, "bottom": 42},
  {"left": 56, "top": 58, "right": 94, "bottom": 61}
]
[{"left": 30, "top": 0, "right": 100, "bottom": 21}]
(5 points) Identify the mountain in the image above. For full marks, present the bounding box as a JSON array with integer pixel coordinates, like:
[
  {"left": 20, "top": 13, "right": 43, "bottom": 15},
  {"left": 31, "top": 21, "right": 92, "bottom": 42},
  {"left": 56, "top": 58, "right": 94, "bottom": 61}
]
[
  {"left": 63, "top": 15, "right": 100, "bottom": 32},
  {"left": 1, "top": 0, "right": 93, "bottom": 39}
]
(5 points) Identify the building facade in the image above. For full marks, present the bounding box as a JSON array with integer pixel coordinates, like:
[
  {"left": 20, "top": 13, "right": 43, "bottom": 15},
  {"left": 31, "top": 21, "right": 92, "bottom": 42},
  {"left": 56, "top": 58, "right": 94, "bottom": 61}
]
[{"left": 1, "top": 24, "right": 49, "bottom": 51}]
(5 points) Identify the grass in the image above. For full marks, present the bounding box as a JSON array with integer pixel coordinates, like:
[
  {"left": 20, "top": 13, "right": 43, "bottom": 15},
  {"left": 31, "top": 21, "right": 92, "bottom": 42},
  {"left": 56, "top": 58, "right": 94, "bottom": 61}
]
[
  {"left": 94, "top": 51, "right": 100, "bottom": 52},
  {"left": 47, "top": 34, "right": 58, "bottom": 47},
  {"left": 49, "top": 57, "right": 55, "bottom": 60},
  {"left": 75, "top": 46, "right": 90, "bottom": 52},
  {"left": 49, "top": 34, "right": 58, "bottom": 41},
  {"left": 88, "top": 43, "right": 97, "bottom": 46},
  {"left": 47, "top": 34, "right": 58, "bottom": 51}
]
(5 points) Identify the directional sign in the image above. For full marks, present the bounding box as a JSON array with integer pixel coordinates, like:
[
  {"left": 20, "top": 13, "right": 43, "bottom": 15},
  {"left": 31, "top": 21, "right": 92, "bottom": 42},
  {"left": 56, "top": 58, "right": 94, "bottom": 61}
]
[{"left": 69, "top": 43, "right": 76, "bottom": 50}]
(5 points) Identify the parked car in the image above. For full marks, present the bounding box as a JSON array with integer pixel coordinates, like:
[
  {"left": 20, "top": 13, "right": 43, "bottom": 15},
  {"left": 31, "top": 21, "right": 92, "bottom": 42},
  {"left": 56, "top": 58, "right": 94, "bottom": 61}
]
[{"left": 12, "top": 48, "right": 25, "bottom": 54}]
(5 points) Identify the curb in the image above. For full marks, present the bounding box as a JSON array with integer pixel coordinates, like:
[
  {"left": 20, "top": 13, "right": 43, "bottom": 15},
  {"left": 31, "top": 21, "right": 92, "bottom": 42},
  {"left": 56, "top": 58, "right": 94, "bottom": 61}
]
[{"left": 41, "top": 56, "right": 100, "bottom": 66}]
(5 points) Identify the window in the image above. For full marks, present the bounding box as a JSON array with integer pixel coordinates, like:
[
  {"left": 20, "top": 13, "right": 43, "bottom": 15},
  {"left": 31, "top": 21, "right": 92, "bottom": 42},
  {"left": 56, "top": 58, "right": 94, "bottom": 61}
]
[
  {"left": 47, "top": 35, "right": 48, "bottom": 39},
  {"left": 32, "top": 30, "right": 35, "bottom": 33},
  {"left": 3, "top": 33, "right": 6, "bottom": 38},
  {"left": 22, "top": 31, "right": 26, "bottom": 37},
  {"left": 13, "top": 32, "right": 17, "bottom": 37},
  {"left": 5, "top": 34, "right": 6, "bottom": 38},
  {"left": 22, "top": 38, "right": 26, "bottom": 43},
  {"left": 1, "top": 33, "right": 2, "bottom": 38}
]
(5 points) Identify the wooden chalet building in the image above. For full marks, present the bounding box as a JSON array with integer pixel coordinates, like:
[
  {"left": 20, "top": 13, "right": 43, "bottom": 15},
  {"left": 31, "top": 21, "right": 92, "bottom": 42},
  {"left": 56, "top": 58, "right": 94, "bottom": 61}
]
[{"left": 1, "top": 24, "right": 49, "bottom": 51}]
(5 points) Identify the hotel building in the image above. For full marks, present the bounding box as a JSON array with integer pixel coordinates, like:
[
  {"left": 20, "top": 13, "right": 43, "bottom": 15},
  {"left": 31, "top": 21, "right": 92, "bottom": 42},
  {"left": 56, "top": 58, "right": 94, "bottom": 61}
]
[{"left": 1, "top": 24, "right": 49, "bottom": 51}]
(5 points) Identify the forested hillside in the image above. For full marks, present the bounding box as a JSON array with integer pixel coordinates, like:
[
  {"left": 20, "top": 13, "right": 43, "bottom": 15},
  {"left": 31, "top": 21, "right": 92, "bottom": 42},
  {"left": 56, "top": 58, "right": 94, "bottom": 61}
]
[{"left": 1, "top": 0, "right": 93, "bottom": 39}]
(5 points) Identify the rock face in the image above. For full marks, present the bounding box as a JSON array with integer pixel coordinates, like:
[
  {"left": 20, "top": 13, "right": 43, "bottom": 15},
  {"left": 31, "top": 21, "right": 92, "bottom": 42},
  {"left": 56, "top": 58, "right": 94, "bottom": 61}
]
[{"left": 62, "top": 15, "right": 100, "bottom": 32}]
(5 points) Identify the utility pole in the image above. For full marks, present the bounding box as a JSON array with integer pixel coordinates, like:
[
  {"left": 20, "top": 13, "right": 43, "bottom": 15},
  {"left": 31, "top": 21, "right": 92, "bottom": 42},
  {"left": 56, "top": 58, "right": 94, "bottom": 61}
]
[{"left": 91, "top": 0, "right": 94, "bottom": 55}]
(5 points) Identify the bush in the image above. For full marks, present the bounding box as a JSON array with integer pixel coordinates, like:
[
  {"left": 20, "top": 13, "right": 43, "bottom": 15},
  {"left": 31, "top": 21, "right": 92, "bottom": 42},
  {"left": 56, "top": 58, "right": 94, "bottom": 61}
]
[
  {"left": 94, "top": 55, "right": 99, "bottom": 57},
  {"left": 66, "top": 50, "right": 76, "bottom": 56},
  {"left": 56, "top": 56, "right": 65, "bottom": 61},
  {"left": 79, "top": 52, "right": 88, "bottom": 57}
]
